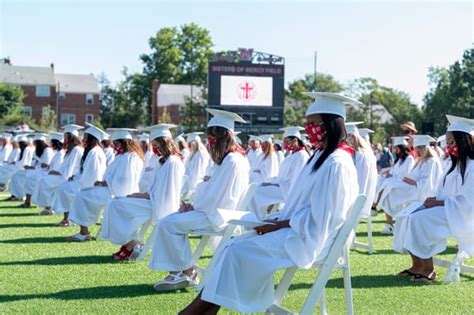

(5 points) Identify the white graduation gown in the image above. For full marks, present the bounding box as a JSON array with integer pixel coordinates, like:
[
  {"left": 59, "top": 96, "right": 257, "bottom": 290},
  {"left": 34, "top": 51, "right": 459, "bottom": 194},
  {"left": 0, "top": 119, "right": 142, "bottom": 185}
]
[
  {"left": 0, "top": 147, "right": 34, "bottom": 186},
  {"left": 393, "top": 159, "right": 474, "bottom": 258},
  {"left": 143, "top": 150, "right": 154, "bottom": 168},
  {"left": 103, "top": 147, "right": 115, "bottom": 165},
  {"left": 354, "top": 149, "right": 378, "bottom": 218},
  {"left": 31, "top": 146, "right": 83, "bottom": 207},
  {"left": 51, "top": 146, "right": 106, "bottom": 214},
  {"left": 69, "top": 152, "right": 144, "bottom": 227},
  {"left": 249, "top": 152, "right": 280, "bottom": 184},
  {"left": 379, "top": 157, "right": 444, "bottom": 216},
  {"left": 10, "top": 148, "right": 55, "bottom": 198},
  {"left": 100, "top": 155, "right": 184, "bottom": 245},
  {"left": 138, "top": 154, "right": 160, "bottom": 193},
  {"left": 247, "top": 147, "right": 262, "bottom": 171},
  {"left": 149, "top": 152, "right": 250, "bottom": 271},
  {"left": 182, "top": 148, "right": 190, "bottom": 165},
  {"left": 0, "top": 144, "right": 12, "bottom": 163},
  {"left": 248, "top": 150, "right": 310, "bottom": 220},
  {"left": 201, "top": 148, "right": 358, "bottom": 312},
  {"left": 182, "top": 149, "right": 210, "bottom": 198},
  {"left": 276, "top": 150, "right": 285, "bottom": 165},
  {"left": 376, "top": 155, "right": 415, "bottom": 199}
]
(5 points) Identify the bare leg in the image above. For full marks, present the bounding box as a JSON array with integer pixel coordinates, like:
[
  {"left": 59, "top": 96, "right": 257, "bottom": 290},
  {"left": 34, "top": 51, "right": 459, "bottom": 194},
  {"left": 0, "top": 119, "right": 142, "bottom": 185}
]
[
  {"left": 385, "top": 214, "right": 393, "bottom": 225},
  {"left": 80, "top": 225, "right": 89, "bottom": 235},
  {"left": 420, "top": 257, "right": 435, "bottom": 276},
  {"left": 410, "top": 253, "right": 424, "bottom": 273},
  {"left": 179, "top": 291, "right": 220, "bottom": 315},
  {"left": 24, "top": 194, "right": 32, "bottom": 207}
]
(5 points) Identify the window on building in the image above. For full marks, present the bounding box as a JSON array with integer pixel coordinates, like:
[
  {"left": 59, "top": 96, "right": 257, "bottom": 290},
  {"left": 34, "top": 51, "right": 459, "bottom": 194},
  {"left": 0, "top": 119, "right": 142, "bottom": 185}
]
[
  {"left": 58, "top": 92, "right": 66, "bottom": 100},
  {"left": 22, "top": 106, "right": 32, "bottom": 117},
  {"left": 35, "top": 85, "right": 51, "bottom": 97},
  {"left": 85, "top": 114, "right": 94, "bottom": 124},
  {"left": 86, "top": 94, "right": 94, "bottom": 105},
  {"left": 42, "top": 106, "right": 49, "bottom": 118},
  {"left": 61, "top": 113, "right": 76, "bottom": 125}
]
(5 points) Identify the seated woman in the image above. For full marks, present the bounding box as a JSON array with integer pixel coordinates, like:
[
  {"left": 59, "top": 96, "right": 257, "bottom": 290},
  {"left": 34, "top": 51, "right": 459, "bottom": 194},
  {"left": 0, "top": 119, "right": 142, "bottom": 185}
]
[
  {"left": 393, "top": 115, "right": 474, "bottom": 282},
  {"left": 99, "top": 124, "right": 184, "bottom": 259},
  {"left": 178, "top": 92, "right": 360, "bottom": 314},
  {"left": 67, "top": 129, "right": 144, "bottom": 241},
  {"left": 248, "top": 126, "right": 309, "bottom": 220},
  {"left": 345, "top": 122, "right": 378, "bottom": 219},
  {"left": 249, "top": 135, "right": 279, "bottom": 184},
  {"left": 101, "top": 137, "right": 115, "bottom": 165},
  {"left": 379, "top": 135, "right": 444, "bottom": 218},
  {"left": 10, "top": 134, "right": 55, "bottom": 208},
  {"left": 373, "top": 137, "right": 416, "bottom": 234},
  {"left": 182, "top": 132, "right": 210, "bottom": 199},
  {"left": 33, "top": 126, "right": 84, "bottom": 216},
  {"left": 51, "top": 123, "right": 107, "bottom": 227},
  {"left": 150, "top": 109, "right": 249, "bottom": 292}
]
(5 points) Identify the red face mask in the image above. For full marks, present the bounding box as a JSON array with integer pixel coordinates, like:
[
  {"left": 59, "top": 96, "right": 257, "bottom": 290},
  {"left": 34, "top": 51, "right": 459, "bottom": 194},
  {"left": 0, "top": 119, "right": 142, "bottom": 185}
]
[
  {"left": 283, "top": 142, "right": 293, "bottom": 152},
  {"left": 208, "top": 136, "right": 217, "bottom": 148},
  {"left": 305, "top": 122, "right": 325, "bottom": 149},
  {"left": 152, "top": 144, "right": 161, "bottom": 156},
  {"left": 114, "top": 145, "right": 124, "bottom": 155},
  {"left": 447, "top": 145, "right": 458, "bottom": 157}
]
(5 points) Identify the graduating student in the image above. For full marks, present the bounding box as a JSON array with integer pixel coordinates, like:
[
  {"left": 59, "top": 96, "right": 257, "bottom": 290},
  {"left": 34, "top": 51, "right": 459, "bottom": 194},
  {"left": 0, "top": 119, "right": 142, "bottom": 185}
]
[
  {"left": 150, "top": 109, "right": 250, "bottom": 292},
  {"left": 101, "top": 137, "right": 115, "bottom": 165},
  {"left": 345, "top": 122, "right": 378, "bottom": 219},
  {"left": 138, "top": 134, "right": 161, "bottom": 193},
  {"left": 182, "top": 132, "right": 211, "bottom": 199},
  {"left": 358, "top": 128, "right": 374, "bottom": 145},
  {"left": 99, "top": 124, "right": 184, "bottom": 260},
  {"left": 0, "top": 135, "right": 35, "bottom": 200},
  {"left": 33, "top": 126, "right": 84, "bottom": 216},
  {"left": 379, "top": 135, "right": 444, "bottom": 218},
  {"left": 393, "top": 115, "right": 474, "bottom": 282},
  {"left": 51, "top": 123, "right": 107, "bottom": 226},
  {"left": 66, "top": 129, "right": 144, "bottom": 241},
  {"left": 249, "top": 135, "right": 279, "bottom": 184},
  {"left": 176, "top": 134, "right": 190, "bottom": 164},
  {"left": 10, "top": 134, "right": 54, "bottom": 207},
  {"left": 139, "top": 134, "right": 155, "bottom": 169},
  {"left": 374, "top": 136, "right": 416, "bottom": 234},
  {"left": 273, "top": 140, "right": 285, "bottom": 164},
  {"left": 179, "top": 92, "right": 359, "bottom": 314},
  {"left": 246, "top": 135, "right": 262, "bottom": 170},
  {"left": 248, "top": 126, "right": 309, "bottom": 220},
  {"left": 0, "top": 133, "right": 13, "bottom": 165}
]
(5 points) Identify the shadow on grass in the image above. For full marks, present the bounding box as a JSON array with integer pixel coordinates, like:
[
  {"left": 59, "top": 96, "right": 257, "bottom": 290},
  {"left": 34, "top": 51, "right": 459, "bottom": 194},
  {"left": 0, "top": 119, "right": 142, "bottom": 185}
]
[
  {"left": 355, "top": 231, "right": 393, "bottom": 238},
  {"left": 0, "top": 236, "right": 69, "bottom": 244},
  {"left": 0, "top": 223, "right": 58, "bottom": 228},
  {"left": 0, "top": 255, "right": 120, "bottom": 266},
  {"left": 0, "top": 212, "right": 37, "bottom": 217},
  {"left": 0, "top": 284, "right": 163, "bottom": 303}
]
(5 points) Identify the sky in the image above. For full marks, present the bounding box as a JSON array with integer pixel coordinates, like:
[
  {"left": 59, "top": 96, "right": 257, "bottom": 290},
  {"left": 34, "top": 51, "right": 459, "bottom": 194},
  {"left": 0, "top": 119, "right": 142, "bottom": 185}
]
[{"left": 1, "top": 0, "right": 472, "bottom": 105}]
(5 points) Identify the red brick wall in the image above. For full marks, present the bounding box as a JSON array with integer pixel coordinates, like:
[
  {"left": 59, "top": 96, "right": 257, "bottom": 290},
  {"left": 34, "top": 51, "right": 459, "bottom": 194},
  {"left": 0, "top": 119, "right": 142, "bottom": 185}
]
[
  {"left": 21, "top": 85, "right": 57, "bottom": 122},
  {"left": 58, "top": 93, "right": 100, "bottom": 125}
]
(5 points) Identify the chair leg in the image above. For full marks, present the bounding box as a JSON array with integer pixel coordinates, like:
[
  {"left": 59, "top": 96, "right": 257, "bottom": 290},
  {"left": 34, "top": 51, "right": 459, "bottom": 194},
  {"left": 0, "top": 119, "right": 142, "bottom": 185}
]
[
  {"left": 191, "top": 235, "right": 211, "bottom": 266},
  {"left": 343, "top": 247, "right": 354, "bottom": 315},
  {"left": 274, "top": 267, "right": 298, "bottom": 306},
  {"left": 319, "top": 288, "right": 327, "bottom": 315},
  {"left": 137, "top": 225, "right": 155, "bottom": 261}
]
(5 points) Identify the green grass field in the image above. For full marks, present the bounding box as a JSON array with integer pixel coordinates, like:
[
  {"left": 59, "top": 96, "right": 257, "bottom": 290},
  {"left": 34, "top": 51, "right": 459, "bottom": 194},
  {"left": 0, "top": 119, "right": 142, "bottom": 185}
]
[{"left": 1, "top": 192, "right": 473, "bottom": 314}]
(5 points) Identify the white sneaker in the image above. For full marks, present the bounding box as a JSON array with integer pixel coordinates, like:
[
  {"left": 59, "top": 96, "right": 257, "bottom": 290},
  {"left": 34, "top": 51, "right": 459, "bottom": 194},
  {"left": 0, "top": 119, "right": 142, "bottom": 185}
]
[
  {"left": 129, "top": 244, "right": 144, "bottom": 260},
  {"left": 153, "top": 270, "right": 199, "bottom": 292},
  {"left": 381, "top": 224, "right": 394, "bottom": 235},
  {"left": 371, "top": 209, "right": 378, "bottom": 217}
]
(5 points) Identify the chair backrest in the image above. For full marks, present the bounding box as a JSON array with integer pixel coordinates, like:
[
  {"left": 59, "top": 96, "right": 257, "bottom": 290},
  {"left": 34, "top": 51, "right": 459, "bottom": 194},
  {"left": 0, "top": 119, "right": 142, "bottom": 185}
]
[
  {"left": 235, "top": 182, "right": 258, "bottom": 211},
  {"left": 300, "top": 194, "right": 366, "bottom": 314}
]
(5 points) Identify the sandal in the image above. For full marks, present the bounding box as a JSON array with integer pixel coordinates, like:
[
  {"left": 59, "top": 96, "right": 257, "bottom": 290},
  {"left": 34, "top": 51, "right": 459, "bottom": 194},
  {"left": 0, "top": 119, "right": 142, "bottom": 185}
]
[
  {"left": 38, "top": 208, "right": 53, "bottom": 216},
  {"left": 113, "top": 247, "right": 132, "bottom": 261},
  {"left": 411, "top": 271, "right": 436, "bottom": 282},
  {"left": 112, "top": 245, "right": 126, "bottom": 258},
  {"left": 17, "top": 203, "right": 33, "bottom": 209},
  {"left": 67, "top": 233, "right": 92, "bottom": 242},
  {"left": 153, "top": 269, "right": 199, "bottom": 292},
  {"left": 58, "top": 220, "right": 70, "bottom": 227},
  {"left": 129, "top": 244, "right": 144, "bottom": 261},
  {"left": 396, "top": 269, "right": 417, "bottom": 277}
]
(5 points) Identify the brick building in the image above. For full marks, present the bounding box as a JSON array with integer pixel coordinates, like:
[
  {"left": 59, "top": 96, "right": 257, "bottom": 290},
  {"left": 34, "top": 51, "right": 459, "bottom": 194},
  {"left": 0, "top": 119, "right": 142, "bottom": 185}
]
[{"left": 0, "top": 61, "right": 100, "bottom": 126}]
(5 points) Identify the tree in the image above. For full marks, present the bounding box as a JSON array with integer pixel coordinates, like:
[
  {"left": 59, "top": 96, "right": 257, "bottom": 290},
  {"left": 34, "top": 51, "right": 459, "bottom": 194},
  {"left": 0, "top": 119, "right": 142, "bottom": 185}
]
[
  {"left": 180, "top": 88, "right": 208, "bottom": 132},
  {"left": 0, "top": 83, "right": 25, "bottom": 117},
  {"left": 423, "top": 48, "right": 474, "bottom": 135},
  {"left": 38, "top": 105, "right": 57, "bottom": 131},
  {"left": 284, "top": 73, "right": 343, "bottom": 126}
]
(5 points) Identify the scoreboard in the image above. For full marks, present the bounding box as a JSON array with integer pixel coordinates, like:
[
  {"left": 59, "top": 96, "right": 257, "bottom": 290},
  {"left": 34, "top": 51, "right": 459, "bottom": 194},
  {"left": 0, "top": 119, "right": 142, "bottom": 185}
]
[{"left": 207, "top": 49, "right": 285, "bottom": 133}]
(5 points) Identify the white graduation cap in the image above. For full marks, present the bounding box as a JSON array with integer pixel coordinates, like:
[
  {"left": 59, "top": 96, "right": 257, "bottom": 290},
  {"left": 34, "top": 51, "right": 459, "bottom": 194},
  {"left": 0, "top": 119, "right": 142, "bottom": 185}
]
[
  {"left": 32, "top": 133, "right": 49, "bottom": 142},
  {"left": 206, "top": 108, "right": 246, "bottom": 132},
  {"left": 1, "top": 133, "right": 13, "bottom": 141},
  {"left": 392, "top": 136, "right": 409, "bottom": 146},
  {"left": 280, "top": 126, "right": 305, "bottom": 140},
  {"left": 62, "top": 124, "right": 84, "bottom": 137},
  {"left": 437, "top": 134, "right": 447, "bottom": 148},
  {"left": 248, "top": 135, "right": 262, "bottom": 142},
  {"left": 186, "top": 132, "right": 204, "bottom": 143},
  {"left": 412, "top": 135, "right": 436, "bottom": 147},
  {"left": 358, "top": 128, "right": 374, "bottom": 138},
  {"left": 146, "top": 124, "right": 176, "bottom": 140},
  {"left": 274, "top": 140, "right": 283, "bottom": 146},
  {"left": 260, "top": 134, "right": 273, "bottom": 143},
  {"left": 50, "top": 132, "right": 64, "bottom": 142},
  {"left": 138, "top": 134, "right": 149, "bottom": 142},
  {"left": 17, "top": 135, "right": 28, "bottom": 143},
  {"left": 175, "top": 133, "right": 186, "bottom": 143},
  {"left": 107, "top": 128, "right": 136, "bottom": 141},
  {"left": 84, "top": 122, "right": 109, "bottom": 142},
  {"left": 446, "top": 114, "right": 474, "bottom": 135},
  {"left": 345, "top": 122, "right": 364, "bottom": 135},
  {"left": 304, "top": 92, "right": 363, "bottom": 120}
]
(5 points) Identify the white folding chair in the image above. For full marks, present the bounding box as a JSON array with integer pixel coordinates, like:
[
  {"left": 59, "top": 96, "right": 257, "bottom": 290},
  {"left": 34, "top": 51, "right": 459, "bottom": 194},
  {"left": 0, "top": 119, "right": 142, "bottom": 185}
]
[
  {"left": 266, "top": 195, "right": 366, "bottom": 315},
  {"left": 351, "top": 215, "right": 375, "bottom": 254},
  {"left": 190, "top": 183, "right": 258, "bottom": 268},
  {"left": 433, "top": 249, "right": 474, "bottom": 284}
]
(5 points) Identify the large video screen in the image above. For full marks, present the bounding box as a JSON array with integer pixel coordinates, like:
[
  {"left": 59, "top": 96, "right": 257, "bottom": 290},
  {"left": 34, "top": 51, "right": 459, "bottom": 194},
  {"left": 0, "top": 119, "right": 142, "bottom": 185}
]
[{"left": 220, "top": 75, "right": 273, "bottom": 106}]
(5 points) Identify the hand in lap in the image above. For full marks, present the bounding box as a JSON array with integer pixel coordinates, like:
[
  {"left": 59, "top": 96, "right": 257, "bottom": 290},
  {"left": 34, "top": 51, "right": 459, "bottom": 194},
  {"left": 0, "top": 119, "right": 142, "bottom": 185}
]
[
  {"left": 127, "top": 193, "right": 150, "bottom": 199},
  {"left": 179, "top": 202, "right": 194, "bottom": 212},
  {"left": 403, "top": 177, "right": 417, "bottom": 185}
]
